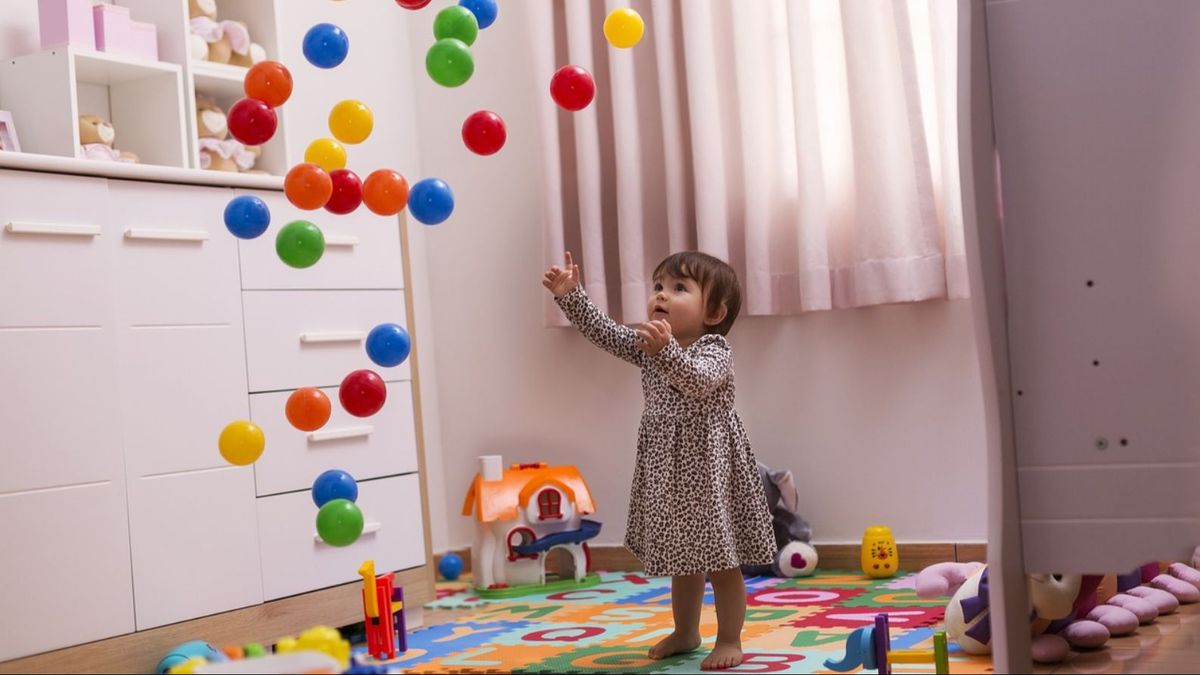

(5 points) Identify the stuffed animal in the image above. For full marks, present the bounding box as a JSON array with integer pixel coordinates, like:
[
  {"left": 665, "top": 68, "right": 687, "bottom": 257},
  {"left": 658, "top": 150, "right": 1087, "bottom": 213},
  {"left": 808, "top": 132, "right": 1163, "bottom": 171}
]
[
  {"left": 79, "top": 114, "right": 138, "bottom": 163},
  {"left": 740, "top": 462, "right": 819, "bottom": 578},
  {"left": 189, "top": 0, "right": 266, "bottom": 66},
  {"left": 196, "top": 96, "right": 259, "bottom": 173}
]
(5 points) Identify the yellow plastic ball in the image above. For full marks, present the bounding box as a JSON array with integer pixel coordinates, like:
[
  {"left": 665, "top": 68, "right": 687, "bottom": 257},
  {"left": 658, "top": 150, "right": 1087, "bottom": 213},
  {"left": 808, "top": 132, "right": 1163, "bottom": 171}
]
[
  {"left": 218, "top": 420, "right": 265, "bottom": 466},
  {"left": 603, "top": 8, "right": 644, "bottom": 49},
  {"left": 304, "top": 138, "right": 347, "bottom": 172},
  {"left": 329, "top": 100, "right": 374, "bottom": 145}
]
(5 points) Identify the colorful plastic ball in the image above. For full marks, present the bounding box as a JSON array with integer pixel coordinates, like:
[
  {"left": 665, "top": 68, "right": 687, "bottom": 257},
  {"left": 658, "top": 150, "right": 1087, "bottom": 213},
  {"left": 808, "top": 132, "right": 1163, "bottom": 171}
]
[
  {"left": 366, "top": 323, "right": 411, "bottom": 368},
  {"left": 328, "top": 100, "right": 374, "bottom": 145},
  {"left": 362, "top": 169, "right": 409, "bottom": 216},
  {"left": 312, "top": 469, "right": 359, "bottom": 508},
  {"left": 603, "top": 8, "right": 645, "bottom": 49},
  {"left": 315, "top": 499, "right": 364, "bottom": 547},
  {"left": 461, "top": 110, "right": 506, "bottom": 155},
  {"left": 275, "top": 220, "right": 325, "bottom": 269},
  {"left": 285, "top": 387, "right": 331, "bottom": 432},
  {"left": 396, "top": 0, "right": 432, "bottom": 8},
  {"left": 303, "top": 23, "right": 350, "bottom": 69},
  {"left": 459, "top": 0, "right": 497, "bottom": 30},
  {"left": 407, "top": 178, "right": 455, "bottom": 225},
  {"left": 550, "top": 65, "right": 595, "bottom": 111},
  {"left": 218, "top": 420, "right": 265, "bottom": 466},
  {"left": 438, "top": 552, "right": 464, "bottom": 581},
  {"left": 304, "top": 138, "right": 347, "bottom": 172},
  {"left": 434, "top": 6, "right": 479, "bottom": 46},
  {"left": 227, "top": 98, "right": 278, "bottom": 145},
  {"left": 243, "top": 61, "right": 293, "bottom": 107},
  {"left": 285, "top": 163, "right": 333, "bottom": 210},
  {"left": 157, "top": 641, "right": 225, "bottom": 675},
  {"left": 426, "top": 38, "right": 474, "bottom": 88},
  {"left": 340, "top": 369, "right": 387, "bottom": 417},
  {"left": 223, "top": 195, "right": 270, "bottom": 239},
  {"left": 325, "top": 169, "right": 364, "bottom": 215}
]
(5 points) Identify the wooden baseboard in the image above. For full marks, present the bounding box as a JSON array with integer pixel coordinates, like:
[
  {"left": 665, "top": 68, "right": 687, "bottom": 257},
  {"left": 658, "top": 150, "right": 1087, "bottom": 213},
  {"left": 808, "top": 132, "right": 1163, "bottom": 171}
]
[
  {"left": 0, "top": 566, "right": 433, "bottom": 675},
  {"left": 435, "top": 542, "right": 989, "bottom": 579}
]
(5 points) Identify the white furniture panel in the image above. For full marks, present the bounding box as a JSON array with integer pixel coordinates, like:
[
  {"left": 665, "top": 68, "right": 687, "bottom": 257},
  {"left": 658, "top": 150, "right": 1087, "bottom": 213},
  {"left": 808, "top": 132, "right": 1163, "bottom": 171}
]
[
  {"left": 0, "top": 482, "right": 134, "bottom": 661},
  {"left": 242, "top": 289, "right": 411, "bottom": 392},
  {"left": 987, "top": 0, "right": 1200, "bottom": 573},
  {"left": 251, "top": 383, "right": 418, "bottom": 496},
  {"left": 257, "top": 474, "right": 425, "bottom": 601},
  {"left": 0, "top": 170, "right": 111, "bottom": 327},
  {"left": 0, "top": 328, "right": 123, "bottom": 493},
  {"left": 108, "top": 181, "right": 243, "bottom": 326},
  {"left": 238, "top": 191, "right": 405, "bottom": 291},
  {"left": 127, "top": 467, "right": 263, "bottom": 630}
]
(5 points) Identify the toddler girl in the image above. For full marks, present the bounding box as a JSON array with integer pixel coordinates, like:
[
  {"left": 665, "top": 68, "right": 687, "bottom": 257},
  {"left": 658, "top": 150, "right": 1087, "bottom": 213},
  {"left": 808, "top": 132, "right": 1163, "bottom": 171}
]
[{"left": 543, "top": 250, "right": 776, "bottom": 670}]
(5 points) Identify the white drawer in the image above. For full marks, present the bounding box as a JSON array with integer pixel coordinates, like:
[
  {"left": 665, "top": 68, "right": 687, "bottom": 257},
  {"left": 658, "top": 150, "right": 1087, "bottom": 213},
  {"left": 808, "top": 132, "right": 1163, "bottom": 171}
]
[
  {"left": 251, "top": 382, "right": 418, "bottom": 497},
  {"left": 0, "top": 170, "right": 112, "bottom": 327},
  {"left": 108, "top": 181, "right": 243, "bottom": 326},
  {"left": 128, "top": 467, "right": 263, "bottom": 629},
  {"left": 257, "top": 474, "right": 425, "bottom": 601},
  {"left": 119, "top": 324, "right": 249, "bottom": 477},
  {"left": 0, "top": 327, "right": 123, "bottom": 493},
  {"left": 238, "top": 190, "right": 405, "bottom": 290},
  {"left": 243, "top": 290, "right": 411, "bottom": 392},
  {"left": 0, "top": 481, "right": 134, "bottom": 661}
]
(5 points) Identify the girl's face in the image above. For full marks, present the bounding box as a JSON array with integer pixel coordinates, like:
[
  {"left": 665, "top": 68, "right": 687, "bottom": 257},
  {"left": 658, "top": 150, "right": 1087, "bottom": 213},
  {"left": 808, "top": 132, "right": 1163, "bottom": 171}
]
[{"left": 647, "top": 274, "right": 709, "bottom": 343}]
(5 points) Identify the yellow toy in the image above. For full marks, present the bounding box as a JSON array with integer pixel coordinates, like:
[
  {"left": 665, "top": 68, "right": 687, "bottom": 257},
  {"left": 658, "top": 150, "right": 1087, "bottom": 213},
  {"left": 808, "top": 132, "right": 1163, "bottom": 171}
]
[
  {"left": 861, "top": 525, "right": 899, "bottom": 578},
  {"left": 274, "top": 626, "right": 350, "bottom": 671}
]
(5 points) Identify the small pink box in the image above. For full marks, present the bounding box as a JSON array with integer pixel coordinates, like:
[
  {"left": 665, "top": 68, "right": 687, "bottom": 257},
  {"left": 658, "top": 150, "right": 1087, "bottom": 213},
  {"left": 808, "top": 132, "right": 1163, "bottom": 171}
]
[
  {"left": 128, "top": 21, "right": 159, "bottom": 61},
  {"left": 38, "top": 0, "right": 96, "bottom": 51},
  {"left": 93, "top": 4, "right": 132, "bottom": 55}
]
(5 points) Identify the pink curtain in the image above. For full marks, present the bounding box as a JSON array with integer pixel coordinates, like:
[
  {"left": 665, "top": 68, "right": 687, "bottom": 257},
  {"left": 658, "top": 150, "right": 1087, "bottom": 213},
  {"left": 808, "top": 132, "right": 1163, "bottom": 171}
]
[{"left": 530, "top": 1, "right": 967, "bottom": 325}]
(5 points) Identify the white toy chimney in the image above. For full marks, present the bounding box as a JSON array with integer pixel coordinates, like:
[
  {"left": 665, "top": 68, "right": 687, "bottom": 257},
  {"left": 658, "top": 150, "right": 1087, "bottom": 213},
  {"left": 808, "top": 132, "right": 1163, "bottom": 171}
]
[{"left": 480, "top": 455, "right": 503, "bottom": 482}]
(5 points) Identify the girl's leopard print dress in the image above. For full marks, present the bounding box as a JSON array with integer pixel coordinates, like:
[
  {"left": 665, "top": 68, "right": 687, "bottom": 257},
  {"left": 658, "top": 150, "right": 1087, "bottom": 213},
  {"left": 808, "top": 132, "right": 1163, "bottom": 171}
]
[{"left": 556, "top": 287, "right": 777, "bottom": 576}]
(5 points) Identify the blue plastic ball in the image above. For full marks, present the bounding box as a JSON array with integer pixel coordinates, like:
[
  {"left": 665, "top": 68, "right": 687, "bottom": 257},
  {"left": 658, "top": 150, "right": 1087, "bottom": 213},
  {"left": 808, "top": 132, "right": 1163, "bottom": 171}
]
[
  {"left": 407, "top": 178, "right": 455, "bottom": 225},
  {"left": 312, "top": 469, "right": 358, "bottom": 508},
  {"left": 366, "top": 323, "right": 411, "bottom": 368},
  {"left": 223, "top": 195, "right": 271, "bottom": 239},
  {"left": 157, "top": 641, "right": 225, "bottom": 674},
  {"left": 459, "top": 0, "right": 498, "bottom": 29},
  {"left": 303, "top": 23, "right": 350, "bottom": 69},
  {"left": 438, "top": 552, "right": 464, "bottom": 581}
]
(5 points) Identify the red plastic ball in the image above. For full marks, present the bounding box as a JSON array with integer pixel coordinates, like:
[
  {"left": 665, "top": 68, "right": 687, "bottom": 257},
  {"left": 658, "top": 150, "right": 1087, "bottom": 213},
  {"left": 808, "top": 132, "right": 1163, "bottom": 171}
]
[
  {"left": 395, "top": 0, "right": 432, "bottom": 8},
  {"left": 339, "top": 370, "right": 387, "bottom": 418},
  {"left": 462, "top": 110, "right": 507, "bottom": 156},
  {"left": 550, "top": 65, "right": 595, "bottom": 112},
  {"left": 228, "top": 98, "right": 278, "bottom": 145},
  {"left": 325, "top": 169, "right": 363, "bottom": 215}
]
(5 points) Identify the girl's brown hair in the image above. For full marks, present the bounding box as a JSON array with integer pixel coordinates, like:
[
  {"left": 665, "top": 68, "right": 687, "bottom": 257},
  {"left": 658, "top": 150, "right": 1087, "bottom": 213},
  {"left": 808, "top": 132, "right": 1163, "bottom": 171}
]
[{"left": 652, "top": 251, "right": 742, "bottom": 336}]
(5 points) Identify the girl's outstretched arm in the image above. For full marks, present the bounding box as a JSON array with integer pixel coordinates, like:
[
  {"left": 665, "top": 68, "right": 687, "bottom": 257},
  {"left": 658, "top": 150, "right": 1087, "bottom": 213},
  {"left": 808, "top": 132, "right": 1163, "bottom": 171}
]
[
  {"left": 647, "top": 334, "right": 732, "bottom": 398},
  {"left": 545, "top": 251, "right": 643, "bottom": 366}
]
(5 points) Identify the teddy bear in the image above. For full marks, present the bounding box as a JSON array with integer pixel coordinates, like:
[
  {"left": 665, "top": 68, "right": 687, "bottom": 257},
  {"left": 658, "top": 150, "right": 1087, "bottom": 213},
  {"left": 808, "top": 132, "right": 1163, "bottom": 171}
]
[
  {"left": 79, "top": 114, "right": 138, "bottom": 163},
  {"left": 196, "top": 95, "right": 259, "bottom": 173},
  {"left": 189, "top": 0, "right": 266, "bottom": 67}
]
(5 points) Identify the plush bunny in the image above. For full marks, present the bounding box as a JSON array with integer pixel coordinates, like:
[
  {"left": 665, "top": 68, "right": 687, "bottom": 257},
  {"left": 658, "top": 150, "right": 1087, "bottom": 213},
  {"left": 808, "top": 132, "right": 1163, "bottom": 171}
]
[{"left": 741, "top": 462, "right": 818, "bottom": 578}]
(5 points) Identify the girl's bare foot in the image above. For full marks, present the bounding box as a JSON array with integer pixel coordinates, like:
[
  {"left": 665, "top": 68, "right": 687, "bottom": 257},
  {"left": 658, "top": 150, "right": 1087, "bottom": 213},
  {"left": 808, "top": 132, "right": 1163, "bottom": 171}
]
[
  {"left": 701, "top": 641, "right": 743, "bottom": 670},
  {"left": 648, "top": 631, "right": 702, "bottom": 660}
]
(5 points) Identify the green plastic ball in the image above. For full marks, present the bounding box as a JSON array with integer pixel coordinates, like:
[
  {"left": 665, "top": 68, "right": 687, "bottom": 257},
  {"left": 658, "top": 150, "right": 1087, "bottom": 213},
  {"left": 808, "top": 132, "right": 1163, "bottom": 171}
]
[
  {"left": 275, "top": 220, "right": 325, "bottom": 269},
  {"left": 315, "top": 498, "right": 364, "bottom": 547},
  {"left": 433, "top": 6, "right": 479, "bottom": 46},
  {"left": 426, "top": 38, "right": 474, "bottom": 88}
]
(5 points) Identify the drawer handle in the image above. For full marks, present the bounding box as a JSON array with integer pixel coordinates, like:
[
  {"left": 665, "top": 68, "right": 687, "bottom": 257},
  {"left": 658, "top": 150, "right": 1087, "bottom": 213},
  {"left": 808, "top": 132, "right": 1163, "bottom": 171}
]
[
  {"left": 5, "top": 221, "right": 101, "bottom": 237},
  {"left": 325, "top": 235, "right": 359, "bottom": 247},
  {"left": 314, "top": 521, "right": 381, "bottom": 544},
  {"left": 308, "top": 425, "right": 374, "bottom": 442},
  {"left": 299, "top": 331, "right": 366, "bottom": 344},
  {"left": 124, "top": 228, "right": 210, "bottom": 242}
]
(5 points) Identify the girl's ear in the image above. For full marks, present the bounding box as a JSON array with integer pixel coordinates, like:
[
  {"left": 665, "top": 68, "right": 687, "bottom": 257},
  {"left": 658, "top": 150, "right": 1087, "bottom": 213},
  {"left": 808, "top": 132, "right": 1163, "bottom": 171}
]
[{"left": 705, "top": 302, "right": 728, "bottom": 327}]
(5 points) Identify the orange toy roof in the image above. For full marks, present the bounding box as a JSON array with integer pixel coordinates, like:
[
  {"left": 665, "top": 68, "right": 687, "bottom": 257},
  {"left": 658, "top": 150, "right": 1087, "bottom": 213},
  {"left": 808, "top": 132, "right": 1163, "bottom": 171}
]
[{"left": 461, "top": 462, "right": 595, "bottom": 523}]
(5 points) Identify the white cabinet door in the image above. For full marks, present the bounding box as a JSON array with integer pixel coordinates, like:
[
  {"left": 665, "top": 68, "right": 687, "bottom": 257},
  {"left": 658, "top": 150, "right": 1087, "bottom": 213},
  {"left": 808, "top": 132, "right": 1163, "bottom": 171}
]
[
  {"left": 242, "top": 289, "right": 411, "bottom": 392},
  {"left": 237, "top": 190, "right": 405, "bottom": 291},
  {"left": 257, "top": 474, "right": 425, "bottom": 601},
  {"left": 0, "top": 482, "right": 134, "bottom": 661},
  {"left": 251, "top": 382, "right": 418, "bottom": 496},
  {"left": 127, "top": 467, "right": 263, "bottom": 629}
]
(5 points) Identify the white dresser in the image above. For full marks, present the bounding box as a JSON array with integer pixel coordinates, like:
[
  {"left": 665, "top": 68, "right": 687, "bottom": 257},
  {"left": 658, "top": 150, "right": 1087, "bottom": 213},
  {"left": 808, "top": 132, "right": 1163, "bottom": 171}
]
[{"left": 0, "top": 167, "right": 428, "bottom": 661}]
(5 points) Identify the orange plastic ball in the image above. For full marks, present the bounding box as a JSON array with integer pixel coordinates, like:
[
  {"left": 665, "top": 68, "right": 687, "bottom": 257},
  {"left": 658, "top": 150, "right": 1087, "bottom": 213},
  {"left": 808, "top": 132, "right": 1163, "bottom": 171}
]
[
  {"left": 362, "top": 169, "right": 409, "bottom": 216},
  {"left": 286, "top": 387, "right": 332, "bottom": 432},
  {"left": 244, "top": 61, "right": 293, "bottom": 107},
  {"left": 285, "top": 163, "right": 333, "bottom": 210}
]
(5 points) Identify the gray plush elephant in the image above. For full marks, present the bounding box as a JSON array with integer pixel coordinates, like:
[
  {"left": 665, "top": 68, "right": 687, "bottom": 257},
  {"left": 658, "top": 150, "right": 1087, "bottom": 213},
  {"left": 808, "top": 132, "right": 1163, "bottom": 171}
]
[{"left": 742, "top": 461, "right": 819, "bottom": 578}]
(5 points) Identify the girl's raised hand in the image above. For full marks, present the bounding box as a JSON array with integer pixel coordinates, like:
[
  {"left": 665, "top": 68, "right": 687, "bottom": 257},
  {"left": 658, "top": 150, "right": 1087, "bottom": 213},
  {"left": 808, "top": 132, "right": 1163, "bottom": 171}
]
[
  {"left": 542, "top": 251, "right": 581, "bottom": 298},
  {"left": 636, "top": 319, "right": 672, "bottom": 355}
]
